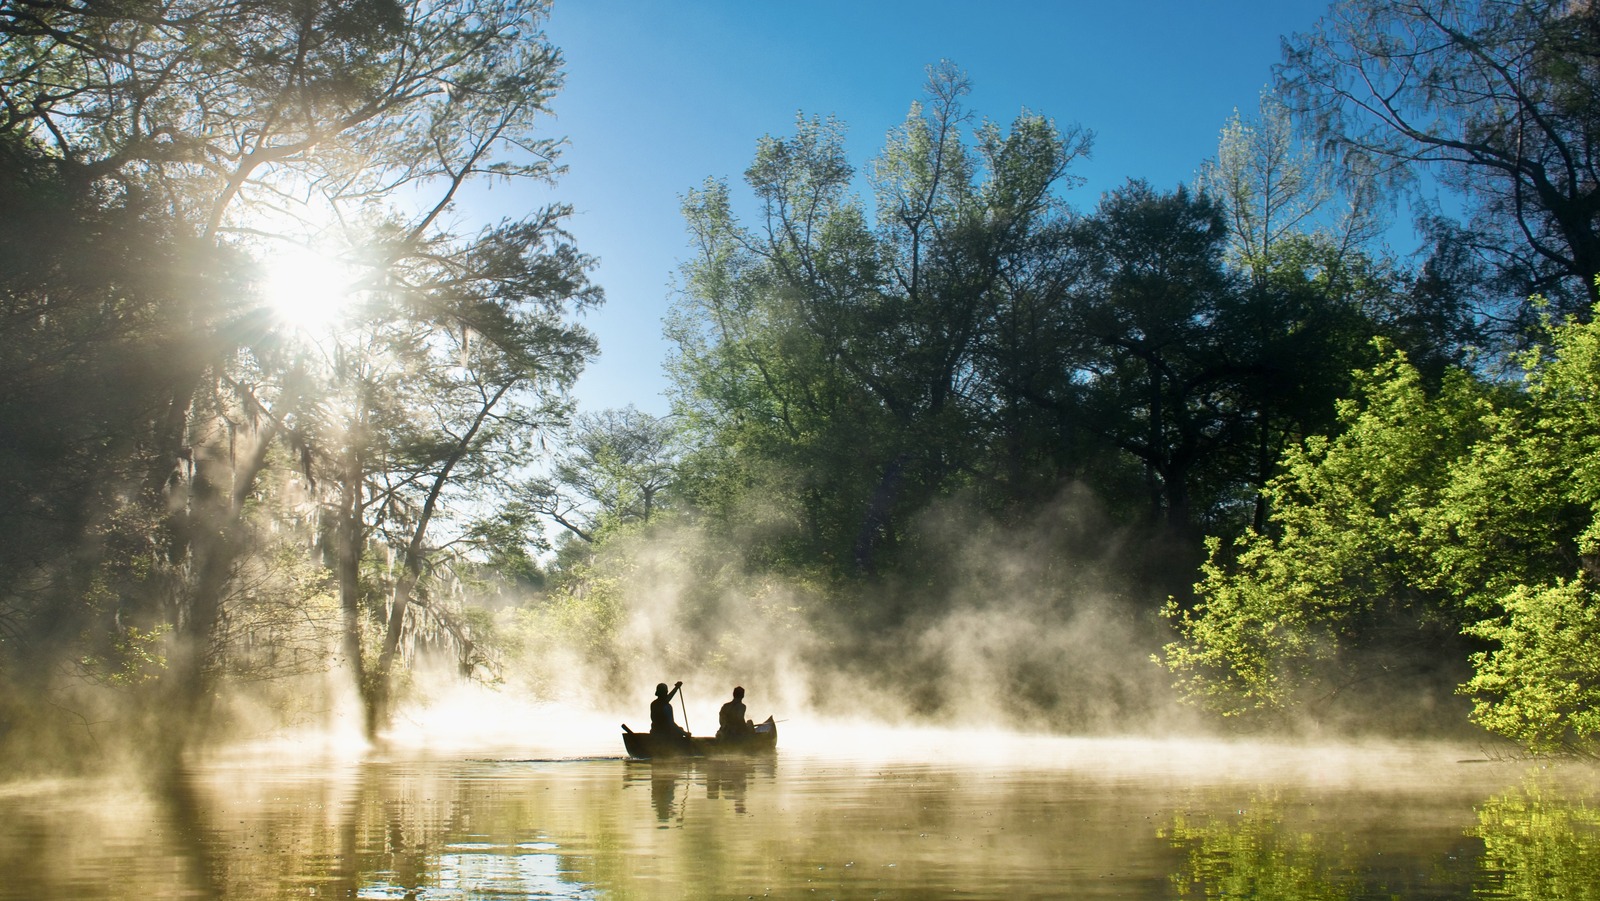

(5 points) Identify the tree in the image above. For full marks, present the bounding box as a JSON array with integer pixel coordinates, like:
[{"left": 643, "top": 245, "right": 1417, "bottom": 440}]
[
  {"left": 1160, "top": 350, "right": 1496, "bottom": 720},
  {"left": 1279, "top": 0, "right": 1600, "bottom": 321},
  {"left": 1070, "top": 181, "right": 1245, "bottom": 533},
  {"left": 265, "top": 209, "right": 599, "bottom": 738},
  {"left": 1198, "top": 89, "right": 1385, "bottom": 287},
  {"left": 1383, "top": 217, "right": 1496, "bottom": 380},
  {"left": 0, "top": 0, "right": 599, "bottom": 751},
  {"left": 1456, "top": 304, "right": 1600, "bottom": 752},
  {"left": 668, "top": 62, "right": 1091, "bottom": 578},
  {"left": 1198, "top": 90, "right": 1425, "bottom": 534},
  {"left": 533, "top": 407, "right": 681, "bottom": 543},
  {"left": 0, "top": 132, "right": 235, "bottom": 741}
]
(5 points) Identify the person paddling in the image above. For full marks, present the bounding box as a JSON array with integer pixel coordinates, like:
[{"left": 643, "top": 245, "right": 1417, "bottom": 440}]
[{"left": 651, "top": 681, "right": 689, "bottom": 738}]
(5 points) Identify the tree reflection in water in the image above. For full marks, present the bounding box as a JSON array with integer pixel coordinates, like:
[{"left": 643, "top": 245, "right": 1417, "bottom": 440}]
[
  {"left": 1472, "top": 778, "right": 1600, "bottom": 900},
  {"left": 1164, "top": 794, "right": 1385, "bottom": 900},
  {"left": 1164, "top": 778, "right": 1600, "bottom": 901},
  {"left": 0, "top": 748, "right": 1597, "bottom": 900}
]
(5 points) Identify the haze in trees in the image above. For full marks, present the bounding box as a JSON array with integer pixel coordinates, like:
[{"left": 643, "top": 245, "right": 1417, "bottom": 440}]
[
  {"left": 0, "top": 0, "right": 599, "bottom": 759},
  {"left": 6, "top": 1, "right": 1600, "bottom": 768}
]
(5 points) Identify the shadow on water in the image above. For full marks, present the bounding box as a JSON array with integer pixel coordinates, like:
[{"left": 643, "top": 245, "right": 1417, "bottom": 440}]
[
  {"left": 623, "top": 756, "right": 777, "bottom": 823},
  {"left": 0, "top": 736, "right": 1597, "bottom": 899},
  {"left": 154, "top": 765, "right": 223, "bottom": 901}
]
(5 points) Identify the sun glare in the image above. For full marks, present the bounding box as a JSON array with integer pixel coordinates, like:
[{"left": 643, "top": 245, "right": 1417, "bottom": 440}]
[{"left": 260, "top": 246, "right": 359, "bottom": 334}]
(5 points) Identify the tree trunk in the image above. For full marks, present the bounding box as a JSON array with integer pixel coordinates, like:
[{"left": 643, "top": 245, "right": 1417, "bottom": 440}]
[
  {"left": 336, "top": 435, "right": 375, "bottom": 740},
  {"left": 853, "top": 454, "right": 908, "bottom": 576},
  {"left": 161, "top": 409, "right": 280, "bottom": 754},
  {"left": 369, "top": 383, "right": 509, "bottom": 736}
]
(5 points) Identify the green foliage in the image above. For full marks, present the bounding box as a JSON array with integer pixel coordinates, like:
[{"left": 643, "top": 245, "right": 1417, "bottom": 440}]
[
  {"left": 1161, "top": 349, "right": 1494, "bottom": 718},
  {"left": 77, "top": 625, "right": 171, "bottom": 688},
  {"left": 667, "top": 65, "right": 1399, "bottom": 602},
  {"left": 521, "top": 406, "right": 681, "bottom": 545},
  {"left": 0, "top": 132, "right": 233, "bottom": 695},
  {"left": 1465, "top": 581, "right": 1600, "bottom": 753},
  {"left": 1165, "top": 299, "right": 1600, "bottom": 748},
  {"left": 531, "top": 562, "right": 631, "bottom": 659},
  {"left": 1457, "top": 306, "right": 1600, "bottom": 751},
  {"left": 1071, "top": 180, "right": 1241, "bottom": 531},
  {"left": 216, "top": 537, "right": 342, "bottom": 683}
]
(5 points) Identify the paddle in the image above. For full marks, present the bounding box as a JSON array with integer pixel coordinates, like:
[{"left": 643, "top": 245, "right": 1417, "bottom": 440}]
[{"left": 677, "top": 682, "right": 690, "bottom": 735}]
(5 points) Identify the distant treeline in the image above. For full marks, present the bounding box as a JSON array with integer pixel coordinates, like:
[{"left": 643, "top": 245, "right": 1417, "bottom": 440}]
[{"left": 2, "top": 0, "right": 1599, "bottom": 767}]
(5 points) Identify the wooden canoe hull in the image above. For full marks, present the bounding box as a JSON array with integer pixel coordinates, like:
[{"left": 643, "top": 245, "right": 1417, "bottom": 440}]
[{"left": 622, "top": 716, "right": 776, "bottom": 759}]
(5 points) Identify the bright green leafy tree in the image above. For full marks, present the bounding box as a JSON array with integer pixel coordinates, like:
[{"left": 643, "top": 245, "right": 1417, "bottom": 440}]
[
  {"left": 1161, "top": 349, "right": 1496, "bottom": 719},
  {"left": 1458, "top": 304, "right": 1600, "bottom": 752}
]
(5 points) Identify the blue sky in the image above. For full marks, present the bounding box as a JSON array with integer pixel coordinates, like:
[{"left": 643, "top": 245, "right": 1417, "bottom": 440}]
[{"left": 488, "top": 1, "right": 1349, "bottom": 415}]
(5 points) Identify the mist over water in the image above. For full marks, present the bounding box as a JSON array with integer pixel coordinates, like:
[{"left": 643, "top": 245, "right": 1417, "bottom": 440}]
[
  {"left": 498, "top": 488, "right": 1246, "bottom": 747},
  {"left": 375, "top": 681, "right": 1463, "bottom": 784},
  {"left": 0, "top": 444, "right": 1537, "bottom": 901},
  {"left": 5, "top": 708, "right": 1596, "bottom": 901},
  {"left": 489, "top": 496, "right": 1480, "bottom": 761}
]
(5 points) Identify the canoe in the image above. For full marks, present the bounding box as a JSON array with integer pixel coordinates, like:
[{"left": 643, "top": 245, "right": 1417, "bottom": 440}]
[{"left": 621, "top": 716, "right": 777, "bottom": 759}]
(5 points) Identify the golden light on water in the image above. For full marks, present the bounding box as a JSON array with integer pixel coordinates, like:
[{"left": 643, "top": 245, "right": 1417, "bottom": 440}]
[
  {"left": 361, "top": 681, "right": 1484, "bottom": 792},
  {"left": 9, "top": 675, "right": 1589, "bottom": 900}
]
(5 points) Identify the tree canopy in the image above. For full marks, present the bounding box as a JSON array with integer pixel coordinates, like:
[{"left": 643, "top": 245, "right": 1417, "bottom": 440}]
[
  {"left": 8, "top": 1, "right": 1600, "bottom": 763},
  {"left": 1281, "top": 0, "right": 1600, "bottom": 322},
  {"left": 0, "top": 0, "right": 598, "bottom": 758}
]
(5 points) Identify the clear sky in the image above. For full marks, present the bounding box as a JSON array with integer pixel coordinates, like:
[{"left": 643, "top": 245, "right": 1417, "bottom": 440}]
[{"left": 489, "top": 1, "right": 1347, "bottom": 416}]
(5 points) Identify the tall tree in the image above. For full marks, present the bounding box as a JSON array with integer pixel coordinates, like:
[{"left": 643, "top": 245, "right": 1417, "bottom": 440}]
[
  {"left": 1070, "top": 181, "right": 1243, "bottom": 533},
  {"left": 1198, "top": 89, "right": 1384, "bottom": 287},
  {"left": 1196, "top": 94, "right": 1395, "bottom": 530},
  {"left": 316, "top": 221, "right": 596, "bottom": 736},
  {"left": 0, "top": 0, "right": 598, "bottom": 750},
  {"left": 529, "top": 406, "right": 681, "bottom": 544},
  {"left": 668, "top": 62, "right": 1091, "bottom": 578},
  {"left": 1279, "top": 0, "right": 1600, "bottom": 321},
  {"left": 0, "top": 133, "right": 232, "bottom": 727}
]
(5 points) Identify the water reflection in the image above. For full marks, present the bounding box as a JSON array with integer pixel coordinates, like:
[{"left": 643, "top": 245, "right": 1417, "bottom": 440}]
[
  {"left": 1165, "top": 796, "right": 1356, "bottom": 900},
  {"left": 649, "top": 765, "right": 679, "bottom": 824},
  {"left": 627, "top": 757, "right": 775, "bottom": 823},
  {"left": 361, "top": 842, "right": 596, "bottom": 900},
  {"left": 1162, "top": 774, "right": 1600, "bottom": 901},
  {"left": 1472, "top": 777, "right": 1600, "bottom": 900},
  {"left": 704, "top": 758, "right": 765, "bottom": 812},
  {"left": 1162, "top": 792, "right": 1484, "bottom": 900},
  {"left": 0, "top": 739, "right": 1596, "bottom": 899},
  {"left": 331, "top": 763, "right": 599, "bottom": 901}
]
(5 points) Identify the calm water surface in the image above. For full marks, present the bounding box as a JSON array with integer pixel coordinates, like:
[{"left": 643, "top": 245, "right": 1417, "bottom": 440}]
[{"left": 1, "top": 728, "right": 1596, "bottom": 900}]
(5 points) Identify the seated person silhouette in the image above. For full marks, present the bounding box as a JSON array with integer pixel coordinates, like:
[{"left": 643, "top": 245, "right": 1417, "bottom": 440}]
[
  {"left": 717, "top": 686, "right": 755, "bottom": 739},
  {"left": 651, "top": 681, "right": 689, "bottom": 738}
]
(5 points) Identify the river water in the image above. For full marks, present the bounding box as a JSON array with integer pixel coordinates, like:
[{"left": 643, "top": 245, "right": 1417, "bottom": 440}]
[{"left": 1, "top": 724, "right": 1596, "bottom": 900}]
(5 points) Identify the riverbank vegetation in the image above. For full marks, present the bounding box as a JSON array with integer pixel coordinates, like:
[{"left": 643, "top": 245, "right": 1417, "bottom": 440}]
[{"left": 3, "top": 0, "right": 1600, "bottom": 769}]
